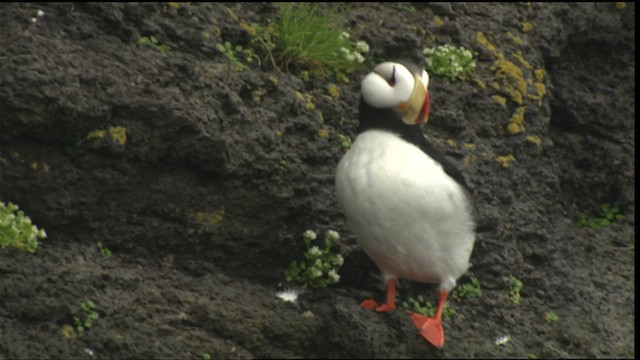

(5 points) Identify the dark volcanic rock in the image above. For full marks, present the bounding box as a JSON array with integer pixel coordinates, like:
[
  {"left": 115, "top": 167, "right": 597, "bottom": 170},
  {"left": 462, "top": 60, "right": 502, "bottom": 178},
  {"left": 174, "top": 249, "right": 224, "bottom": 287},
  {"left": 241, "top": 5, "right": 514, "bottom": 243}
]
[{"left": 0, "top": 3, "right": 634, "bottom": 358}]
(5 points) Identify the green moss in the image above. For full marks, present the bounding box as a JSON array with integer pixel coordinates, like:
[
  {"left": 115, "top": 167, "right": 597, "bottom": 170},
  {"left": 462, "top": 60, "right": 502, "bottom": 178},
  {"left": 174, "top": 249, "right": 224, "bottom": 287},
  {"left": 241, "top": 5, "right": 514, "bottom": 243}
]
[
  {"left": 504, "top": 276, "right": 523, "bottom": 304},
  {"left": 545, "top": 311, "right": 559, "bottom": 322},
  {"left": 451, "top": 276, "right": 482, "bottom": 301}
]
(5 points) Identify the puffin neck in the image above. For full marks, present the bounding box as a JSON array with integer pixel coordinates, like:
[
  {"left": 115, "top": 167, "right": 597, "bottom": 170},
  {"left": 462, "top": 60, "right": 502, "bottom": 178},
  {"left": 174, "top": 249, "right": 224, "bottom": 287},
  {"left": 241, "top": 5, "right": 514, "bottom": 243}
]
[
  {"left": 357, "top": 97, "right": 470, "bottom": 191},
  {"left": 359, "top": 98, "right": 426, "bottom": 141}
]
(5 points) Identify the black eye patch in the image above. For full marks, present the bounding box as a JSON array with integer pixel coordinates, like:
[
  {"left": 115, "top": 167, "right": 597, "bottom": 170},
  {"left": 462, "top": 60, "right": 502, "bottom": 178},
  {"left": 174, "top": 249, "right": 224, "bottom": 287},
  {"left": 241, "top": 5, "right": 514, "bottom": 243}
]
[{"left": 388, "top": 65, "right": 396, "bottom": 86}]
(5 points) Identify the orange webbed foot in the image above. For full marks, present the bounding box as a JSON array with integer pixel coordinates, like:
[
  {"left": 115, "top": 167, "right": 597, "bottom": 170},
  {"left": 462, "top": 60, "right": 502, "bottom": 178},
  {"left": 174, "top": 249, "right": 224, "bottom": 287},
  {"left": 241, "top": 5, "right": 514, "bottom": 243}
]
[
  {"left": 360, "top": 299, "right": 379, "bottom": 310},
  {"left": 408, "top": 312, "right": 445, "bottom": 348},
  {"left": 360, "top": 299, "right": 396, "bottom": 312}
]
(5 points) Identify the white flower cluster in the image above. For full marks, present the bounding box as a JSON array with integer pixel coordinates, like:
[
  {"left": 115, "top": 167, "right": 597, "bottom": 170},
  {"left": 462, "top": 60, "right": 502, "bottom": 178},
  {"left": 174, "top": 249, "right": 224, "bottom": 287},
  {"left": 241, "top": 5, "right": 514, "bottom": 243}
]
[
  {"left": 284, "top": 229, "right": 344, "bottom": 288},
  {"left": 31, "top": 9, "right": 45, "bottom": 23},
  {"left": 0, "top": 201, "right": 47, "bottom": 253},
  {"left": 338, "top": 32, "right": 369, "bottom": 64},
  {"left": 303, "top": 229, "right": 317, "bottom": 241},
  {"left": 423, "top": 44, "right": 476, "bottom": 81}
]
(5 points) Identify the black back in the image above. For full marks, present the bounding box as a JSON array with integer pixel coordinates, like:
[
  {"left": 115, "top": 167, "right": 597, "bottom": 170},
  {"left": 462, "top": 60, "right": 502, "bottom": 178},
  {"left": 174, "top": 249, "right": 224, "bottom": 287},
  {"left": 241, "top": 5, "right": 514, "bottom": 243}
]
[{"left": 357, "top": 96, "right": 470, "bottom": 191}]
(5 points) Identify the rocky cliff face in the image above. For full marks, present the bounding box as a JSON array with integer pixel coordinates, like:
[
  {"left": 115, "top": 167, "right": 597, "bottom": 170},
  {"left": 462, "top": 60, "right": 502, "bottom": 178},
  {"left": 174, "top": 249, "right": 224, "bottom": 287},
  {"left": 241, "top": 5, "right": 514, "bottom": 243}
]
[{"left": 0, "top": 3, "right": 634, "bottom": 358}]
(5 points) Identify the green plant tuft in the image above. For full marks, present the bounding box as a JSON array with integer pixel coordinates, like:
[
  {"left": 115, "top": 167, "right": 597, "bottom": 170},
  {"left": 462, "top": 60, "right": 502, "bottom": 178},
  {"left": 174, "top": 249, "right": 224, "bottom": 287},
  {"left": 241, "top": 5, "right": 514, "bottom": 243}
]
[
  {"left": 73, "top": 300, "right": 100, "bottom": 334},
  {"left": 544, "top": 311, "right": 559, "bottom": 322},
  {"left": 97, "top": 241, "right": 112, "bottom": 258},
  {"left": 451, "top": 275, "right": 482, "bottom": 301},
  {"left": 0, "top": 201, "right": 47, "bottom": 253},
  {"left": 401, "top": 294, "right": 456, "bottom": 319},
  {"left": 424, "top": 44, "right": 477, "bottom": 81},
  {"left": 215, "top": 41, "right": 257, "bottom": 71},
  {"left": 504, "top": 275, "right": 523, "bottom": 304},
  {"left": 574, "top": 203, "right": 624, "bottom": 229},
  {"left": 284, "top": 230, "right": 344, "bottom": 289},
  {"left": 138, "top": 35, "right": 171, "bottom": 52},
  {"left": 247, "top": 3, "right": 369, "bottom": 81},
  {"left": 337, "top": 134, "right": 352, "bottom": 152}
]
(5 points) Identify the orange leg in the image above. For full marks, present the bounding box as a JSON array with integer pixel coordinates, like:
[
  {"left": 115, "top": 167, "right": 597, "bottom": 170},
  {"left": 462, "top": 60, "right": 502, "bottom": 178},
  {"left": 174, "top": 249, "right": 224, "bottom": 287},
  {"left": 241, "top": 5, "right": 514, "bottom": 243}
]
[
  {"left": 360, "top": 279, "right": 397, "bottom": 312},
  {"left": 408, "top": 290, "right": 448, "bottom": 348}
]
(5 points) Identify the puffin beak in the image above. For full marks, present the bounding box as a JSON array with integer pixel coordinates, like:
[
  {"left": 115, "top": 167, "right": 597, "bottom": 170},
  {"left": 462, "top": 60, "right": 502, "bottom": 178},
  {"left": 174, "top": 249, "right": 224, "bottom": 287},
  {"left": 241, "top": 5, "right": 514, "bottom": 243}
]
[{"left": 400, "top": 75, "right": 430, "bottom": 125}]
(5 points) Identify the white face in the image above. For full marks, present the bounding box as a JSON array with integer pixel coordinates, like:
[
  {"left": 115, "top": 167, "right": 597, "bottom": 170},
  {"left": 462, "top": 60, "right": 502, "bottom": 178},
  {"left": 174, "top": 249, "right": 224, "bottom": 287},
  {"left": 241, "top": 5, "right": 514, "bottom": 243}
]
[{"left": 361, "top": 62, "right": 430, "bottom": 125}]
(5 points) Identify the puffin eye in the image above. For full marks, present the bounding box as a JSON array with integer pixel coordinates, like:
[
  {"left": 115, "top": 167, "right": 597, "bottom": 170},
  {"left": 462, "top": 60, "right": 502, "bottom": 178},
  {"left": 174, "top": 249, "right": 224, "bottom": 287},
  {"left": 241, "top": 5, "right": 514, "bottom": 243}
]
[{"left": 388, "top": 65, "right": 396, "bottom": 86}]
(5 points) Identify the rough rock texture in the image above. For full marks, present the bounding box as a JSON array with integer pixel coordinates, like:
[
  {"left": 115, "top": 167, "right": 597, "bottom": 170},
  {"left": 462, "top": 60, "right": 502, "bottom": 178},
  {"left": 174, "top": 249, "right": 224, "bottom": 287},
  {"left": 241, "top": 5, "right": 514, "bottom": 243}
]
[{"left": 0, "top": 3, "right": 634, "bottom": 359}]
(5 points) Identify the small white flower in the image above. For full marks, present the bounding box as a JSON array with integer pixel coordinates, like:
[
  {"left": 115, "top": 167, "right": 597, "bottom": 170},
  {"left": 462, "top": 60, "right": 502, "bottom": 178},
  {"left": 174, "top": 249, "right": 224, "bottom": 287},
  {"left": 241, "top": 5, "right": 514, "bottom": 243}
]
[
  {"left": 346, "top": 52, "right": 356, "bottom": 62},
  {"left": 309, "top": 267, "right": 322, "bottom": 278},
  {"left": 328, "top": 269, "right": 341, "bottom": 283},
  {"left": 37, "top": 10, "right": 45, "bottom": 18},
  {"left": 494, "top": 335, "right": 511, "bottom": 346},
  {"left": 333, "top": 254, "right": 344, "bottom": 266},
  {"left": 303, "top": 230, "right": 317, "bottom": 241},
  {"left": 310, "top": 268, "right": 323, "bottom": 278},
  {"left": 38, "top": 229, "right": 47, "bottom": 238},
  {"left": 276, "top": 288, "right": 301, "bottom": 303},
  {"left": 314, "top": 258, "right": 323, "bottom": 268},
  {"left": 354, "top": 52, "right": 365, "bottom": 63},
  {"left": 326, "top": 230, "right": 340, "bottom": 242},
  {"left": 308, "top": 246, "right": 321, "bottom": 256},
  {"left": 339, "top": 31, "right": 350, "bottom": 40},
  {"left": 355, "top": 41, "right": 370, "bottom": 53}
]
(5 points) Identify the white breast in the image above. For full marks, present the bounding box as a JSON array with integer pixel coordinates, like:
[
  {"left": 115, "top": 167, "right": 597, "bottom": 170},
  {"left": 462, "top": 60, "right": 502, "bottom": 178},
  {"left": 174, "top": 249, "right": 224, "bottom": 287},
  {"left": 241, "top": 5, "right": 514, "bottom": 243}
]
[{"left": 335, "top": 130, "right": 475, "bottom": 289}]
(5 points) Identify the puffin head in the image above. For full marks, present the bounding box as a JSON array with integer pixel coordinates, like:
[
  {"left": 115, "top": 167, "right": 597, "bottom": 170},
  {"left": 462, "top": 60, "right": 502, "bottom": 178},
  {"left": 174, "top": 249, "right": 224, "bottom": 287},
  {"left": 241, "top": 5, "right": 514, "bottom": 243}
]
[{"left": 360, "top": 61, "right": 430, "bottom": 126}]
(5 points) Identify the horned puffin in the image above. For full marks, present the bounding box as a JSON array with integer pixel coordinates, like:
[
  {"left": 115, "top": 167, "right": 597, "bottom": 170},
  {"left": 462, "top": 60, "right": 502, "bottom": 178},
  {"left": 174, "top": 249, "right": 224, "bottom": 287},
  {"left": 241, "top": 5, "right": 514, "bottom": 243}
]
[{"left": 335, "top": 60, "right": 475, "bottom": 348}]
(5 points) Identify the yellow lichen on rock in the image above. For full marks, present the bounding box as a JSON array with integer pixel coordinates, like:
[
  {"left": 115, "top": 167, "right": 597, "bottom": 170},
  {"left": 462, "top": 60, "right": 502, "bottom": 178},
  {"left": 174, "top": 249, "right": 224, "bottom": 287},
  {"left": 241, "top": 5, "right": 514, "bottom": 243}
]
[
  {"left": 327, "top": 84, "right": 340, "bottom": 99},
  {"left": 476, "top": 32, "right": 498, "bottom": 57},
  {"left": 194, "top": 208, "right": 225, "bottom": 226},
  {"left": 85, "top": 126, "right": 127, "bottom": 145},
  {"left": 492, "top": 59, "right": 527, "bottom": 105},
  {"left": 507, "top": 107, "right": 526, "bottom": 135},
  {"left": 295, "top": 91, "right": 315, "bottom": 111},
  {"left": 86, "top": 129, "right": 106, "bottom": 140},
  {"left": 317, "top": 128, "right": 330, "bottom": 138},
  {"left": 512, "top": 50, "right": 532, "bottom": 69},
  {"left": 521, "top": 21, "right": 533, "bottom": 33},
  {"left": 525, "top": 135, "right": 542, "bottom": 145},
  {"left": 492, "top": 95, "right": 507, "bottom": 107},
  {"left": 434, "top": 16, "right": 445, "bottom": 27},
  {"left": 534, "top": 69, "right": 545, "bottom": 82},
  {"left": 108, "top": 126, "right": 127, "bottom": 145},
  {"left": 446, "top": 139, "right": 458, "bottom": 148},
  {"left": 507, "top": 32, "right": 523, "bottom": 46},
  {"left": 497, "top": 154, "right": 516, "bottom": 168},
  {"left": 473, "top": 79, "right": 487, "bottom": 89}
]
